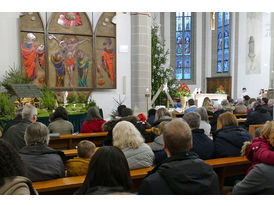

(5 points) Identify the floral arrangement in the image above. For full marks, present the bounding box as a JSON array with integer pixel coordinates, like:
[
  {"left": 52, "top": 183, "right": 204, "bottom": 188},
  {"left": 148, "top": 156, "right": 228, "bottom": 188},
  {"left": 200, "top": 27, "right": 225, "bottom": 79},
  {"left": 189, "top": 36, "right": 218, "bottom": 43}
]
[
  {"left": 216, "top": 85, "right": 226, "bottom": 94},
  {"left": 176, "top": 83, "right": 191, "bottom": 97}
]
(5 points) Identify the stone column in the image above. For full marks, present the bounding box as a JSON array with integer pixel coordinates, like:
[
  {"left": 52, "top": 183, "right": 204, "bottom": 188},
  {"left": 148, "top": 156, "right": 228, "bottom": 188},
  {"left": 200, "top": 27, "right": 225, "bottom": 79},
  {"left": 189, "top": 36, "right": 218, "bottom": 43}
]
[{"left": 131, "top": 13, "right": 151, "bottom": 115}]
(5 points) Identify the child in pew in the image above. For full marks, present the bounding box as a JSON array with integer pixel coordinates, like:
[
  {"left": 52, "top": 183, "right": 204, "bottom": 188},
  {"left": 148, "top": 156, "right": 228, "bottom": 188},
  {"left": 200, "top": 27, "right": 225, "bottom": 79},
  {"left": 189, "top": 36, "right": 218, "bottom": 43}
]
[
  {"left": 66, "top": 140, "right": 96, "bottom": 176},
  {"left": 241, "top": 121, "right": 274, "bottom": 175}
]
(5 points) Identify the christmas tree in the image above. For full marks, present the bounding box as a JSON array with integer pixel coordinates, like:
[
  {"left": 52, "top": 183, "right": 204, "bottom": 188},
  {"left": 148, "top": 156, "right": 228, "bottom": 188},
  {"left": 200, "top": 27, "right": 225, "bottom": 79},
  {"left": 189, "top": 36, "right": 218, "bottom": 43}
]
[{"left": 151, "top": 23, "right": 178, "bottom": 106}]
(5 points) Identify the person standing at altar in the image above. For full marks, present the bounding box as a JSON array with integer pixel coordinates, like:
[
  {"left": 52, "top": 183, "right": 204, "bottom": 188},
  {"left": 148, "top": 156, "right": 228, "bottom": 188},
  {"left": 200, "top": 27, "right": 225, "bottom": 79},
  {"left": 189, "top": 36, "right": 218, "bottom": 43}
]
[{"left": 240, "top": 88, "right": 248, "bottom": 99}]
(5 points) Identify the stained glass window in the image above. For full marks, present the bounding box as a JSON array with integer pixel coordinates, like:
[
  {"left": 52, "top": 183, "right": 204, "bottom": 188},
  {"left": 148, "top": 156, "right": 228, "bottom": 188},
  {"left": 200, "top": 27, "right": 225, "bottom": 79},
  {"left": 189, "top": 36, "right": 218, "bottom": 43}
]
[
  {"left": 176, "top": 12, "right": 192, "bottom": 80},
  {"left": 217, "top": 12, "right": 230, "bottom": 73}
]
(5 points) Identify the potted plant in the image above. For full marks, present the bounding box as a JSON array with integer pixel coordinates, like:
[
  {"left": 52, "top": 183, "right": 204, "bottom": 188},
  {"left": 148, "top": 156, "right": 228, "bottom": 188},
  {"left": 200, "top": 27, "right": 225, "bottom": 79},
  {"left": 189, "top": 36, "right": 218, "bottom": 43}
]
[{"left": 176, "top": 83, "right": 191, "bottom": 110}]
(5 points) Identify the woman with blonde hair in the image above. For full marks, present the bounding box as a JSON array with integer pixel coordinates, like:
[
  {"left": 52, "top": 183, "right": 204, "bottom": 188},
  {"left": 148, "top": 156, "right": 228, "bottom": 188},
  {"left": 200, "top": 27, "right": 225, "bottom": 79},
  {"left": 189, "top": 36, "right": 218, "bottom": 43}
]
[
  {"left": 202, "top": 97, "right": 214, "bottom": 115},
  {"left": 113, "top": 121, "right": 154, "bottom": 169},
  {"left": 213, "top": 112, "right": 252, "bottom": 158}
]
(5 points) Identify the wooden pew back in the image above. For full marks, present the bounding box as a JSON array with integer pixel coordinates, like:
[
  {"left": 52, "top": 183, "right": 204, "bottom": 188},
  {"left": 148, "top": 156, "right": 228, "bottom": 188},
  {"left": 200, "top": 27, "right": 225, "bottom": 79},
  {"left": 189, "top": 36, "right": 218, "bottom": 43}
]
[{"left": 248, "top": 124, "right": 264, "bottom": 138}]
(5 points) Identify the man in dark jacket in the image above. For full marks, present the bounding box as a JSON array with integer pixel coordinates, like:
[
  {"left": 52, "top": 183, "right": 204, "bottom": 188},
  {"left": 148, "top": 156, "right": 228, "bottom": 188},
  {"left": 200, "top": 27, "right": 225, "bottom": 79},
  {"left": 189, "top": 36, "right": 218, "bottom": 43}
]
[
  {"left": 19, "top": 122, "right": 65, "bottom": 182},
  {"left": 183, "top": 112, "right": 214, "bottom": 160},
  {"left": 2, "top": 105, "right": 37, "bottom": 151},
  {"left": 138, "top": 119, "right": 219, "bottom": 195},
  {"left": 245, "top": 103, "right": 272, "bottom": 128},
  {"left": 2, "top": 107, "right": 23, "bottom": 137}
]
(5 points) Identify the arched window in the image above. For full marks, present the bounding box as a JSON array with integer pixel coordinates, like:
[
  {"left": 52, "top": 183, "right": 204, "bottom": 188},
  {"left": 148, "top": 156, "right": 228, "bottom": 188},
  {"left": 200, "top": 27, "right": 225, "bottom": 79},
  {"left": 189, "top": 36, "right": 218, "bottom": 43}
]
[
  {"left": 175, "top": 12, "right": 193, "bottom": 80},
  {"left": 217, "top": 12, "right": 230, "bottom": 73}
]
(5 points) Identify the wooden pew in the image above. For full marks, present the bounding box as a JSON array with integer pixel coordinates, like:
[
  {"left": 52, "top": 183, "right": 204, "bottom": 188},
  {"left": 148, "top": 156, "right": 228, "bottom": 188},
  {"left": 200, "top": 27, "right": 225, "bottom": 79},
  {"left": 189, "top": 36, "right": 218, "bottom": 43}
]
[
  {"left": 32, "top": 166, "right": 154, "bottom": 195},
  {"left": 49, "top": 129, "right": 153, "bottom": 149},
  {"left": 248, "top": 124, "right": 264, "bottom": 138},
  {"left": 32, "top": 156, "right": 250, "bottom": 195},
  {"left": 205, "top": 156, "right": 250, "bottom": 194},
  {"left": 172, "top": 113, "right": 184, "bottom": 118},
  {"left": 62, "top": 142, "right": 153, "bottom": 158}
]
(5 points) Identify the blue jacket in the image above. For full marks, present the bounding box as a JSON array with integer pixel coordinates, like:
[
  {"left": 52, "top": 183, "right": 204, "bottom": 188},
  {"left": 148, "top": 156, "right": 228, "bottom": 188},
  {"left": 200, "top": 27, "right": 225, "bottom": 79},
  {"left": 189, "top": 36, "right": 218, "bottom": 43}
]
[
  {"left": 190, "top": 129, "right": 214, "bottom": 160},
  {"left": 213, "top": 126, "right": 252, "bottom": 158}
]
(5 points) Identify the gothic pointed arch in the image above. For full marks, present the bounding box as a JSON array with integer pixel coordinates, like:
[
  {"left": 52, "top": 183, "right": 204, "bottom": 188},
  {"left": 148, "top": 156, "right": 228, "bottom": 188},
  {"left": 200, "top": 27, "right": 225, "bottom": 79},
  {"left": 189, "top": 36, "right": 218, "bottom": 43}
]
[
  {"left": 94, "top": 12, "right": 117, "bottom": 89},
  {"left": 20, "top": 12, "right": 45, "bottom": 88},
  {"left": 47, "top": 12, "right": 93, "bottom": 91}
]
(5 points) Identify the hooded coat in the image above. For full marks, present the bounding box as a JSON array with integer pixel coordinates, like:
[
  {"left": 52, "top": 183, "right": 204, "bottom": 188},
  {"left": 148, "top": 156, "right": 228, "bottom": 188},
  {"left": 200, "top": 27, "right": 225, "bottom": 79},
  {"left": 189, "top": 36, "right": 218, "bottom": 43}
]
[
  {"left": 138, "top": 152, "right": 219, "bottom": 195},
  {"left": 243, "top": 137, "right": 274, "bottom": 174},
  {"left": 0, "top": 176, "right": 38, "bottom": 195},
  {"left": 19, "top": 144, "right": 65, "bottom": 182},
  {"left": 213, "top": 126, "right": 252, "bottom": 158},
  {"left": 245, "top": 106, "right": 272, "bottom": 127}
]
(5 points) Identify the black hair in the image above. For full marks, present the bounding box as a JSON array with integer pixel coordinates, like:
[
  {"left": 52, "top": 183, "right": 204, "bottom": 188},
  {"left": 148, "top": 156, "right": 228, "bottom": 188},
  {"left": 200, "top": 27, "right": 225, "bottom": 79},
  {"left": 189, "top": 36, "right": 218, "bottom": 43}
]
[
  {"left": 117, "top": 105, "right": 126, "bottom": 116},
  {"left": 0, "top": 140, "right": 27, "bottom": 187},
  {"left": 262, "top": 97, "right": 269, "bottom": 105},
  {"left": 188, "top": 99, "right": 195, "bottom": 106},
  {"left": 120, "top": 108, "right": 133, "bottom": 117},
  {"left": 148, "top": 108, "right": 156, "bottom": 117},
  {"left": 74, "top": 146, "right": 132, "bottom": 194},
  {"left": 53, "top": 106, "right": 69, "bottom": 121},
  {"left": 243, "top": 95, "right": 250, "bottom": 101}
]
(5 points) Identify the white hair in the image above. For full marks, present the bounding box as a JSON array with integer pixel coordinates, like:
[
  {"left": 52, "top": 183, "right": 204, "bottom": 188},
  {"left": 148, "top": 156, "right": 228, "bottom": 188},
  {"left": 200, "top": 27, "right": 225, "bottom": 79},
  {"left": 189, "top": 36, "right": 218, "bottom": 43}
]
[
  {"left": 24, "top": 122, "right": 49, "bottom": 146},
  {"left": 22, "top": 105, "right": 37, "bottom": 122},
  {"left": 113, "top": 121, "right": 144, "bottom": 149}
]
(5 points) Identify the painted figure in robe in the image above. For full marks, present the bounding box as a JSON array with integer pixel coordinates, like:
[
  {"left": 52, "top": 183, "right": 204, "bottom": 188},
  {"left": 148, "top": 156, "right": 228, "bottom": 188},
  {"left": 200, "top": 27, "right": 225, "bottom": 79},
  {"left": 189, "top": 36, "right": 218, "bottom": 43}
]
[
  {"left": 51, "top": 50, "right": 66, "bottom": 87},
  {"left": 21, "top": 33, "right": 45, "bottom": 81},
  {"left": 76, "top": 50, "right": 90, "bottom": 87}
]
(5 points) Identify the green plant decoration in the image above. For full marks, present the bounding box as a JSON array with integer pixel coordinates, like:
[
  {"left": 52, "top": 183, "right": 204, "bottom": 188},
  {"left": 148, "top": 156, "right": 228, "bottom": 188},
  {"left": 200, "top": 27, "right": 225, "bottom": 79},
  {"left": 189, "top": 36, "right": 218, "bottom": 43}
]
[
  {"left": 151, "top": 23, "right": 178, "bottom": 106},
  {"left": 68, "top": 92, "right": 78, "bottom": 103},
  {"left": 0, "top": 92, "right": 15, "bottom": 119},
  {"left": 78, "top": 93, "right": 86, "bottom": 103},
  {"left": 40, "top": 86, "right": 55, "bottom": 112}
]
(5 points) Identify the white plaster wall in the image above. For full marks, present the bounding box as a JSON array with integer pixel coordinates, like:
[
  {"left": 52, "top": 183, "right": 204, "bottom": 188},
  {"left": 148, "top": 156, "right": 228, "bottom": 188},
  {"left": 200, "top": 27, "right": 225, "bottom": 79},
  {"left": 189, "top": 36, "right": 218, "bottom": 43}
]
[
  {"left": 237, "top": 12, "right": 271, "bottom": 99},
  {"left": 0, "top": 12, "right": 21, "bottom": 81},
  {"left": 205, "top": 13, "right": 212, "bottom": 78},
  {"left": 0, "top": 12, "right": 131, "bottom": 120}
]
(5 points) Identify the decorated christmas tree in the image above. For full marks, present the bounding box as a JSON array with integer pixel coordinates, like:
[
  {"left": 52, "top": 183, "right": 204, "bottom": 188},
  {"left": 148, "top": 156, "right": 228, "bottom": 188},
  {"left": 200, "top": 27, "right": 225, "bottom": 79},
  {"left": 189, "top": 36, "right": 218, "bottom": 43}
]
[{"left": 151, "top": 23, "right": 178, "bottom": 106}]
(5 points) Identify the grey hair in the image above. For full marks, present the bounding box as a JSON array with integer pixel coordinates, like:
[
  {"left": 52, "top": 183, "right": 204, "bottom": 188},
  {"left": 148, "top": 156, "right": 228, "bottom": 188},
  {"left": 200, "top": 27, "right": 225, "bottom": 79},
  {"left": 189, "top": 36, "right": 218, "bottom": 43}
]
[
  {"left": 195, "top": 107, "right": 209, "bottom": 123},
  {"left": 183, "top": 112, "right": 201, "bottom": 129},
  {"left": 221, "top": 99, "right": 229, "bottom": 106},
  {"left": 213, "top": 103, "right": 222, "bottom": 111},
  {"left": 86, "top": 106, "right": 102, "bottom": 122},
  {"left": 22, "top": 105, "right": 37, "bottom": 121},
  {"left": 24, "top": 122, "right": 49, "bottom": 146}
]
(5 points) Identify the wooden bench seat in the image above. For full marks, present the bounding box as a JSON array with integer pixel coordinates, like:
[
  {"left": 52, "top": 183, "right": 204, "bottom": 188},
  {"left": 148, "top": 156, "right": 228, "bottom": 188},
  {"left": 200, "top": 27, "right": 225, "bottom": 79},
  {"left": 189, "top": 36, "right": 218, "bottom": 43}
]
[
  {"left": 32, "top": 166, "right": 154, "bottom": 195},
  {"left": 33, "top": 156, "right": 250, "bottom": 195}
]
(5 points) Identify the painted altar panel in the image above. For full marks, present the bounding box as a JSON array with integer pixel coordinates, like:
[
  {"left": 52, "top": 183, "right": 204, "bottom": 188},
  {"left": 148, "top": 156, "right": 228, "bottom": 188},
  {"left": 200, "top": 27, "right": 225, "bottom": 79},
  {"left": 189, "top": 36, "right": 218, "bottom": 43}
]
[
  {"left": 20, "top": 29, "right": 45, "bottom": 89},
  {"left": 20, "top": 12, "right": 44, "bottom": 32},
  {"left": 47, "top": 34, "right": 93, "bottom": 89},
  {"left": 95, "top": 12, "right": 116, "bottom": 89},
  {"left": 48, "top": 12, "right": 93, "bottom": 35}
]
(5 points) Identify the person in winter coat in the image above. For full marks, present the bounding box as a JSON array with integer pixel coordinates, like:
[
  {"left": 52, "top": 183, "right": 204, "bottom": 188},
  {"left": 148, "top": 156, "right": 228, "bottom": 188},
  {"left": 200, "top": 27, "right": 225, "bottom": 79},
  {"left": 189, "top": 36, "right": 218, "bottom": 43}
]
[
  {"left": 195, "top": 107, "right": 211, "bottom": 137},
  {"left": 213, "top": 112, "right": 252, "bottom": 158},
  {"left": 245, "top": 103, "right": 272, "bottom": 128},
  {"left": 66, "top": 140, "right": 96, "bottom": 176},
  {"left": 0, "top": 139, "right": 37, "bottom": 195},
  {"left": 210, "top": 103, "right": 226, "bottom": 133},
  {"left": 48, "top": 106, "right": 74, "bottom": 134},
  {"left": 241, "top": 121, "right": 274, "bottom": 175},
  {"left": 138, "top": 119, "right": 219, "bottom": 195},
  {"left": 74, "top": 146, "right": 132, "bottom": 195},
  {"left": 183, "top": 112, "right": 214, "bottom": 160},
  {"left": 113, "top": 121, "right": 154, "bottom": 170},
  {"left": 153, "top": 108, "right": 172, "bottom": 127},
  {"left": 19, "top": 122, "right": 65, "bottom": 182},
  {"left": 2, "top": 105, "right": 37, "bottom": 151},
  {"left": 150, "top": 121, "right": 168, "bottom": 165},
  {"left": 103, "top": 108, "right": 150, "bottom": 145},
  {"left": 80, "top": 106, "right": 106, "bottom": 133}
]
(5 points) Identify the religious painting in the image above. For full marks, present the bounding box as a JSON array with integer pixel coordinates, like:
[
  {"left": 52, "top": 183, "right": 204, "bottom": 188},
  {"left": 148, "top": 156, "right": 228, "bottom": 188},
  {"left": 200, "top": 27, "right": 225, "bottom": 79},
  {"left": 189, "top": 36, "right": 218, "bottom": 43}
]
[
  {"left": 95, "top": 12, "right": 116, "bottom": 89},
  {"left": 20, "top": 13, "right": 45, "bottom": 88},
  {"left": 48, "top": 34, "right": 92, "bottom": 89},
  {"left": 47, "top": 12, "right": 93, "bottom": 90}
]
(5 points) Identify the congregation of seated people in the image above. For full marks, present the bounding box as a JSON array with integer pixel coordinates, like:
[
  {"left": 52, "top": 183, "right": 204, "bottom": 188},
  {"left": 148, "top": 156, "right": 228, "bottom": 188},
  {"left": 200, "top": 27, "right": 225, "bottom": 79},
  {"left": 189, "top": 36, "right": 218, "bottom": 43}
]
[{"left": 0, "top": 93, "right": 273, "bottom": 195}]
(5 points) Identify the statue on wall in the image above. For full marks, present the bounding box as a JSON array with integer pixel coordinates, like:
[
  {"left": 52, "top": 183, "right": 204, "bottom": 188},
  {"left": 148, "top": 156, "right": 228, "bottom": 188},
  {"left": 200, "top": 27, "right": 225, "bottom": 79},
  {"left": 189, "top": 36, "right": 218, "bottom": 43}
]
[
  {"left": 97, "top": 38, "right": 115, "bottom": 86},
  {"left": 248, "top": 36, "right": 256, "bottom": 72},
  {"left": 48, "top": 34, "right": 90, "bottom": 87},
  {"left": 21, "top": 33, "right": 45, "bottom": 81},
  {"left": 76, "top": 50, "right": 90, "bottom": 87}
]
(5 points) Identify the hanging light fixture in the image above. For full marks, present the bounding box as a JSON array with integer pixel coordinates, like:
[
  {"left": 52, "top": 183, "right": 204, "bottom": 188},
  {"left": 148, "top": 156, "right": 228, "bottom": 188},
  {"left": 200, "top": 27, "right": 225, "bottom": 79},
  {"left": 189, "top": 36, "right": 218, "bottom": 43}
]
[{"left": 210, "top": 12, "right": 215, "bottom": 30}]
